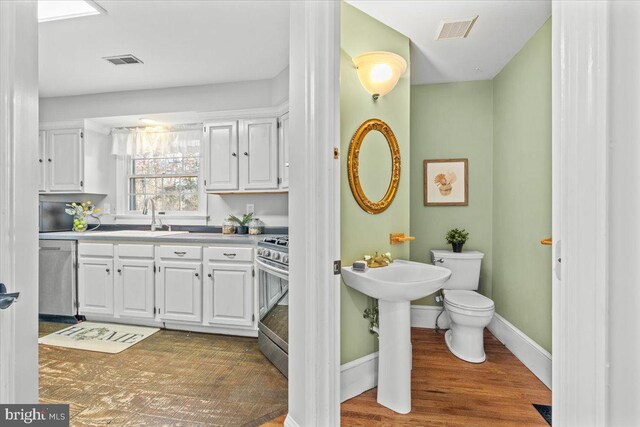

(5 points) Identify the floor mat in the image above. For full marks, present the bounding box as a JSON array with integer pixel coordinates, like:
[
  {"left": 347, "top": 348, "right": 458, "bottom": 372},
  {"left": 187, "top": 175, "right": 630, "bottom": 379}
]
[
  {"left": 39, "top": 322, "right": 159, "bottom": 354},
  {"left": 533, "top": 403, "right": 552, "bottom": 425}
]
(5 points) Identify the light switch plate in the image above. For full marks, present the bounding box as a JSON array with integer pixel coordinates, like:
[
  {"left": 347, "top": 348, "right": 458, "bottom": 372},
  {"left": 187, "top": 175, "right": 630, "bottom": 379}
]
[{"left": 246, "top": 204, "right": 254, "bottom": 215}]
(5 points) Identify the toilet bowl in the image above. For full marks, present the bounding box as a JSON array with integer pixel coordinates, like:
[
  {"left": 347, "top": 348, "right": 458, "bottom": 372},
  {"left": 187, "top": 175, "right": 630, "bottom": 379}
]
[
  {"left": 431, "top": 250, "right": 494, "bottom": 363},
  {"left": 443, "top": 289, "right": 495, "bottom": 363}
]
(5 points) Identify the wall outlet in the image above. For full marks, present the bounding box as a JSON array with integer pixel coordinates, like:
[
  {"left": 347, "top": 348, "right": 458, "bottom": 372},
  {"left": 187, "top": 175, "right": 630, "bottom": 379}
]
[
  {"left": 103, "top": 203, "right": 111, "bottom": 214},
  {"left": 246, "top": 204, "right": 255, "bottom": 215}
]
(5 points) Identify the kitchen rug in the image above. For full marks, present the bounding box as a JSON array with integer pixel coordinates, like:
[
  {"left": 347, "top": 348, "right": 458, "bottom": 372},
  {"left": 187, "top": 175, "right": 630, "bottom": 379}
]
[{"left": 39, "top": 322, "right": 159, "bottom": 354}]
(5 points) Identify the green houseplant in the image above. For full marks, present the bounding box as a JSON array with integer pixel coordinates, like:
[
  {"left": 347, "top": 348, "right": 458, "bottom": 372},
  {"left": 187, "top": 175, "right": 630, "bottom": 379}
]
[
  {"left": 445, "top": 228, "right": 469, "bottom": 253},
  {"left": 228, "top": 213, "right": 253, "bottom": 235}
]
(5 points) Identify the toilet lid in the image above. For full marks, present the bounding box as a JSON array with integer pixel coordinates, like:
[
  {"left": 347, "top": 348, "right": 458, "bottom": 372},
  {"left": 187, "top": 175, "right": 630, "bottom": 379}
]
[{"left": 444, "top": 290, "right": 494, "bottom": 311}]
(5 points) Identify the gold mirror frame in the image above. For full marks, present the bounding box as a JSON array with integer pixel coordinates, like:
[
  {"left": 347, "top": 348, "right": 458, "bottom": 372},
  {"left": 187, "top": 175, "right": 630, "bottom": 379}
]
[{"left": 347, "top": 118, "right": 401, "bottom": 214}]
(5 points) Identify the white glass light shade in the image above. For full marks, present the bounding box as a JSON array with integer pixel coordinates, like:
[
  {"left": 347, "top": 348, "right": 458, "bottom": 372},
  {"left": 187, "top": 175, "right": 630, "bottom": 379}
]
[{"left": 353, "top": 51, "right": 408, "bottom": 100}]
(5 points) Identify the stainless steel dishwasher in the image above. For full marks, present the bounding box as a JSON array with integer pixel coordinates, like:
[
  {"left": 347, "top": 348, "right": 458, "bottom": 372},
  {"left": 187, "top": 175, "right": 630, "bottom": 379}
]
[{"left": 39, "top": 240, "right": 78, "bottom": 319}]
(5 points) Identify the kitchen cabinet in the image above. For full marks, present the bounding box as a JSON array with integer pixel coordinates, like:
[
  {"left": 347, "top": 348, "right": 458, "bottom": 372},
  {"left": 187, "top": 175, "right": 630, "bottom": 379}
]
[
  {"left": 278, "top": 113, "right": 290, "bottom": 189},
  {"left": 204, "top": 263, "right": 253, "bottom": 328},
  {"left": 204, "top": 121, "right": 239, "bottom": 191},
  {"left": 78, "top": 257, "right": 114, "bottom": 316},
  {"left": 115, "top": 245, "right": 155, "bottom": 320},
  {"left": 239, "top": 118, "right": 279, "bottom": 190},
  {"left": 156, "top": 260, "right": 203, "bottom": 323},
  {"left": 38, "top": 126, "right": 113, "bottom": 194}
]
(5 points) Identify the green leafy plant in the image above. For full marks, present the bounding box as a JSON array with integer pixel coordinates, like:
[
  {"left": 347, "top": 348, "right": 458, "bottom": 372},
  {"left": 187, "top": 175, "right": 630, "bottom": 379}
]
[
  {"left": 228, "top": 212, "right": 254, "bottom": 226},
  {"left": 445, "top": 228, "right": 469, "bottom": 245}
]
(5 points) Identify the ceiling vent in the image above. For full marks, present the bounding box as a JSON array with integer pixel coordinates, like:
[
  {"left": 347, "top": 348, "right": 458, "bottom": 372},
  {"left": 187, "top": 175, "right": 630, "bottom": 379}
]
[
  {"left": 103, "top": 54, "right": 144, "bottom": 65},
  {"left": 435, "top": 16, "right": 478, "bottom": 40}
]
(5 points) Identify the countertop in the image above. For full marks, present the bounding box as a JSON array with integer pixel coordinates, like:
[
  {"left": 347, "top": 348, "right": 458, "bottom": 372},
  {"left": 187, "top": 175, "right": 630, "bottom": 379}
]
[{"left": 39, "top": 231, "right": 280, "bottom": 245}]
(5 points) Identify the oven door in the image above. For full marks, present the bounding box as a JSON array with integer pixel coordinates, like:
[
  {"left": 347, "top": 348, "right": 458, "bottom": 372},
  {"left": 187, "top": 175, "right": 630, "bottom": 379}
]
[{"left": 256, "top": 256, "right": 289, "bottom": 377}]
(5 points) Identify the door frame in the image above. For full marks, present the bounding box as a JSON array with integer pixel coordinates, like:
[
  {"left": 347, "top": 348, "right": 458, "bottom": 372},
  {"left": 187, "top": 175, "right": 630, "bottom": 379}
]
[
  {"left": 552, "top": 0, "right": 609, "bottom": 424},
  {"left": 286, "top": 1, "right": 341, "bottom": 426},
  {"left": 0, "top": 0, "right": 40, "bottom": 404}
]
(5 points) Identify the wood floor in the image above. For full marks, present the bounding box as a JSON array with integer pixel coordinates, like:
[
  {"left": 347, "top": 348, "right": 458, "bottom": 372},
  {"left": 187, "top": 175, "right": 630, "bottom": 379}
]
[
  {"left": 262, "top": 328, "right": 551, "bottom": 427},
  {"left": 39, "top": 322, "right": 288, "bottom": 427}
]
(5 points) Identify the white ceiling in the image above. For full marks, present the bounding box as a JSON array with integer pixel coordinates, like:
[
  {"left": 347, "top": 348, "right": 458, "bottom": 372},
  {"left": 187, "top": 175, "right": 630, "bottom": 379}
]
[
  {"left": 39, "top": 0, "right": 290, "bottom": 97},
  {"left": 347, "top": 1, "right": 551, "bottom": 85}
]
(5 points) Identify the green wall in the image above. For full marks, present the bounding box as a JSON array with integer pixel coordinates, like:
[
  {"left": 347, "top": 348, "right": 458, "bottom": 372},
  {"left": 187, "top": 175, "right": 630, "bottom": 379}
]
[
  {"left": 410, "top": 81, "right": 494, "bottom": 304},
  {"left": 340, "top": 2, "right": 411, "bottom": 364},
  {"left": 409, "top": 19, "right": 552, "bottom": 352},
  {"left": 492, "top": 19, "right": 552, "bottom": 352}
]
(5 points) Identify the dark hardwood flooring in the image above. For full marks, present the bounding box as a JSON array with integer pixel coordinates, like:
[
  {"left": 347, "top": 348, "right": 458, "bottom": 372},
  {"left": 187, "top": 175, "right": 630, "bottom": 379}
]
[
  {"left": 39, "top": 322, "right": 288, "bottom": 426},
  {"left": 263, "top": 328, "right": 551, "bottom": 426}
]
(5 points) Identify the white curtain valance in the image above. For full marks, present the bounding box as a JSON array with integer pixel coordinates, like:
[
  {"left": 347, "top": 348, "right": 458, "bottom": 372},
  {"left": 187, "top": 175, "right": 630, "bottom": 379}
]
[{"left": 111, "top": 124, "right": 203, "bottom": 157}]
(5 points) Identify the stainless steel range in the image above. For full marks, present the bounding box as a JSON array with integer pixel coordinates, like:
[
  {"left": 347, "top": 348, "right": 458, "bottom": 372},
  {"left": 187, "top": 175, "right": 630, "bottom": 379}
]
[{"left": 256, "top": 236, "right": 289, "bottom": 377}]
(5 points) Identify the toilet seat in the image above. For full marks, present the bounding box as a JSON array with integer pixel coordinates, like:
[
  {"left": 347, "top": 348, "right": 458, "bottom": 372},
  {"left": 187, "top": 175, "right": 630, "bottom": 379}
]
[{"left": 444, "top": 290, "right": 494, "bottom": 312}]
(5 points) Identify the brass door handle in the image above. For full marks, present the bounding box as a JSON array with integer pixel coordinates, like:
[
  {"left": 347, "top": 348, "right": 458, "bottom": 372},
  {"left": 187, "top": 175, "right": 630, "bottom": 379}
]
[{"left": 541, "top": 238, "right": 552, "bottom": 245}]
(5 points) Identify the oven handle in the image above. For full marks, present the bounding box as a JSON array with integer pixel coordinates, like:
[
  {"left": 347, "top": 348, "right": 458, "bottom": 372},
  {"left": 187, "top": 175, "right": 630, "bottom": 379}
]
[{"left": 255, "top": 257, "right": 289, "bottom": 279}]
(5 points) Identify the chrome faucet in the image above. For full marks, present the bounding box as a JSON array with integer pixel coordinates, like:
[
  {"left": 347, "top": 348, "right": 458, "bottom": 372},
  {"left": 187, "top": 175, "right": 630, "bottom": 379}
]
[{"left": 142, "top": 197, "right": 166, "bottom": 231}]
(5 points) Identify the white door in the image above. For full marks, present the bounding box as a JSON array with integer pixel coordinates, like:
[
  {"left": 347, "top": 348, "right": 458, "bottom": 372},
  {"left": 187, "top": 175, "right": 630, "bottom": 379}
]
[
  {"left": 157, "top": 261, "right": 202, "bottom": 323},
  {"left": 204, "top": 121, "right": 239, "bottom": 191},
  {"left": 116, "top": 259, "right": 155, "bottom": 319},
  {"left": 38, "top": 130, "right": 47, "bottom": 192},
  {"left": 0, "top": 0, "right": 39, "bottom": 404},
  {"left": 48, "top": 129, "right": 83, "bottom": 192},
  {"left": 278, "top": 113, "right": 290, "bottom": 189},
  {"left": 239, "top": 118, "right": 279, "bottom": 190},
  {"left": 78, "top": 257, "right": 114, "bottom": 316},
  {"left": 204, "top": 263, "right": 253, "bottom": 327}
]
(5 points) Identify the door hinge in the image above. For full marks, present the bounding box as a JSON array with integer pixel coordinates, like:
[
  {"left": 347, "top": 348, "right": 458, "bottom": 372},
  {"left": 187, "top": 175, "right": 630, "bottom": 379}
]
[
  {"left": 333, "top": 147, "right": 340, "bottom": 160},
  {"left": 154, "top": 307, "right": 157, "bottom": 314},
  {"left": 80, "top": 131, "right": 84, "bottom": 138},
  {"left": 252, "top": 268, "right": 255, "bottom": 277},
  {"left": 252, "top": 314, "right": 255, "bottom": 322},
  {"left": 153, "top": 265, "right": 156, "bottom": 273},
  {"left": 204, "top": 179, "right": 207, "bottom": 186},
  {"left": 203, "top": 126, "right": 206, "bottom": 133},
  {"left": 333, "top": 260, "right": 342, "bottom": 275},
  {"left": 277, "top": 120, "right": 281, "bottom": 129},
  {"left": 80, "top": 180, "right": 83, "bottom": 187},
  {"left": 277, "top": 177, "right": 282, "bottom": 185}
]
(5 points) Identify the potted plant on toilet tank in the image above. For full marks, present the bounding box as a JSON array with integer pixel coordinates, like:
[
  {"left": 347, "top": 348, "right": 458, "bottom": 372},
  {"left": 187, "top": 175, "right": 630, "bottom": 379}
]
[{"left": 446, "top": 228, "right": 469, "bottom": 253}]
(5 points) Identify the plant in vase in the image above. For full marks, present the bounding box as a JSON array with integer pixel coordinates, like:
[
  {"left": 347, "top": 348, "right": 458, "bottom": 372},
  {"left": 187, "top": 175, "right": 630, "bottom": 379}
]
[
  {"left": 228, "top": 213, "right": 253, "bottom": 235},
  {"left": 65, "top": 201, "right": 100, "bottom": 232},
  {"left": 445, "top": 228, "right": 469, "bottom": 253}
]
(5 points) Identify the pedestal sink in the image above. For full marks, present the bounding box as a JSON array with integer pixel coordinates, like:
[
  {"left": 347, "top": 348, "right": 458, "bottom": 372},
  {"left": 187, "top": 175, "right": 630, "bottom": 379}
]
[{"left": 342, "top": 260, "right": 451, "bottom": 414}]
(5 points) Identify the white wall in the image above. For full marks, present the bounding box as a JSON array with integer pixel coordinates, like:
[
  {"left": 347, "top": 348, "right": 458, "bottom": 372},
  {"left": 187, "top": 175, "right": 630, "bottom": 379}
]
[
  {"left": 608, "top": 1, "right": 640, "bottom": 424},
  {"left": 39, "top": 70, "right": 289, "bottom": 227}
]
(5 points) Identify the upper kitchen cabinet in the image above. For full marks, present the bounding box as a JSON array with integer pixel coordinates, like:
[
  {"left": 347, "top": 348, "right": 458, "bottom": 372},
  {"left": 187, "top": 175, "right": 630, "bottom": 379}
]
[
  {"left": 278, "top": 113, "right": 290, "bottom": 189},
  {"left": 38, "top": 126, "right": 114, "bottom": 194},
  {"left": 239, "top": 118, "right": 279, "bottom": 191},
  {"left": 203, "top": 121, "right": 239, "bottom": 192}
]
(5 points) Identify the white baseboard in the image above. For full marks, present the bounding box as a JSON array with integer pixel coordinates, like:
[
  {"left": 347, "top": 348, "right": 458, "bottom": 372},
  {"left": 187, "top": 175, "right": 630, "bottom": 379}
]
[
  {"left": 284, "top": 414, "right": 301, "bottom": 427},
  {"left": 410, "top": 305, "right": 448, "bottom": 328},
  {"left": 410, "top": 306, "right": 552, "bottom": 390},
  {"left": 487, "top": 313, "right": 552, "bottom": 390},
  {"left": 340, "top": 352, "right": 378, "bottom": 402}
]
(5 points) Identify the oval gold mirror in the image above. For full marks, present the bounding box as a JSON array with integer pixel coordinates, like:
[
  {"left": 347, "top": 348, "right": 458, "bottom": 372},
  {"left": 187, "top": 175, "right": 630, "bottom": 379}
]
[{"left": 347, "top": 118, "right": 401, "bottom": 214}]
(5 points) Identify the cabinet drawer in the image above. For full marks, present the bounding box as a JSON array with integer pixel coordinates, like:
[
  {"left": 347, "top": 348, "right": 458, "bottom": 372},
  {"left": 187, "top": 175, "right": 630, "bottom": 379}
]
[
  {"left": 157, "top": 245, "right": 202, "bottom": 261},
  {"left": 79, "top": 243, "right": 113, "bottom": 257},
  {"left": 117, "top": 244, "right": 154, "bottom": 259},
  {"left": 204, "top": 246, "right": 253, "bottom": 262}
]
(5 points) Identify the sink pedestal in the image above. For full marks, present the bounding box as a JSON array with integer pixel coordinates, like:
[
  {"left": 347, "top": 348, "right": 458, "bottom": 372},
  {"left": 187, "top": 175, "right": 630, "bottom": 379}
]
[{"left": 377, "top": 300, "right": 412, "bottom": 414}]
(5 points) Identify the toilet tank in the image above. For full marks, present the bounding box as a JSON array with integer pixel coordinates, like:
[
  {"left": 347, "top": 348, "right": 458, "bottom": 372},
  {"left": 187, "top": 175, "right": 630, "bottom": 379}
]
[{"left": 431, "top": 250, "right": 484, "bottom": 291}]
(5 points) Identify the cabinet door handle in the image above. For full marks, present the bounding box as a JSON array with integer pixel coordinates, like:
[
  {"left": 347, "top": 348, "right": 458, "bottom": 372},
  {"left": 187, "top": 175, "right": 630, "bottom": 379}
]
[
  {"left": 39, "top": 159, "right": 43, "bottom": 163},
  {"left": 208, "top": 273, "right": 212, "bottom": 278},
  {"left": 106, "top": 268, "right": 110, "bottom": 273},
  {"left": 47, "top": 158, "right": 52, "bottom": 162},
  {"left": 223, "top": 253, "right": 236, "bottom": 257},
  {"left": 117, "top": 269, "right": 122, "bottom": 273},
  {"left": 174, "top": 251, "right": 186, "bottom": 256},
  {"left": 244, "top": 152, "right": 249, "bottom": 156},
  {"left": 232, "top": 152, "right": 237, "bottom": 157},
  {"left": 195, "top": 272, "right": 199, "bottom": 278}
]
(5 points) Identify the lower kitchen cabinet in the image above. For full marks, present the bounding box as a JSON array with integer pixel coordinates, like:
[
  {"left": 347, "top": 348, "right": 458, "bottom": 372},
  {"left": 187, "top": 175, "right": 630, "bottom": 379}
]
[
  {"left": 78, "top": 257, "right": 114, "bottom": 316},
  {"left": 115, "top": 258, "right": 155, "bottom": 320},
  {"left": 204, "top": 263, "right": 253, "bottom": 327},
  {"left": 156, "top": 260, "right": 203, "bottom": 323}
]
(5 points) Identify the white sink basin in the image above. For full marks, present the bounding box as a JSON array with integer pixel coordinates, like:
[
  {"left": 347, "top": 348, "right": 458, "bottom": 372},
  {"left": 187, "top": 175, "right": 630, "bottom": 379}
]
[
  {"left": 93, "top": 230, "right": 188, "bottom": 237},
  {"left": 341, "top": 259, "right": 451, "bottom": 302},
  {"left": 341, "top": 259, "right": 451, "bottom": 415}
]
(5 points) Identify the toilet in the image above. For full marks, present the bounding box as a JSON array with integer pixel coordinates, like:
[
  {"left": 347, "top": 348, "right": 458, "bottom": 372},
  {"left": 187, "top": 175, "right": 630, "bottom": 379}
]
[{"left": 431, "top": 249, "right": 494, "bottom": 363}]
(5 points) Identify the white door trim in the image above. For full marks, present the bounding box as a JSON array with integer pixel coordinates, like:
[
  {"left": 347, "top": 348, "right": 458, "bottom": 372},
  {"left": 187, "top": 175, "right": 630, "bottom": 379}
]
[
  {"left": 552, "top": 1, "right": 609, "bottom": 425},
  {"left": 287, "top": 1, "right": 341, "bottom": 426},
  {"left": 0, "top": 0, "right": 39, "bottom": 403}
]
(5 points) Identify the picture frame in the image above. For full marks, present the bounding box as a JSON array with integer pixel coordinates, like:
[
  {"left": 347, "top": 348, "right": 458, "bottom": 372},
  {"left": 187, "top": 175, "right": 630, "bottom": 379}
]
[{"left": 423, "top": 158, "right": 468, "bottom": 206}]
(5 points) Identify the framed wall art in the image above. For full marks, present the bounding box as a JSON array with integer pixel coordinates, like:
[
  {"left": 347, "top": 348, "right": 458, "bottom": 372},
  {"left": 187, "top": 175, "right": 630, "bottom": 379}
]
[{"left": 423, "top": 158, "right": 468, "bottom": 206}]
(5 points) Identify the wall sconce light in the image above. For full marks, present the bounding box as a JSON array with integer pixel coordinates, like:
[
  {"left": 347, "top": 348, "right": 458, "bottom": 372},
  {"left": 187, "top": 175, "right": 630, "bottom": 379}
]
[{"left": 353, "top": 51, "right": 407, "bottom": 101}]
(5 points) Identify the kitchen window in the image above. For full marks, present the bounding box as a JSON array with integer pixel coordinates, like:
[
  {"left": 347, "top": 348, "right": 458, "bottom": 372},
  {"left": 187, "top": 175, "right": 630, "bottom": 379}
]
[{"left": 113, "top": 125, "right": 204, "bottom": 215}]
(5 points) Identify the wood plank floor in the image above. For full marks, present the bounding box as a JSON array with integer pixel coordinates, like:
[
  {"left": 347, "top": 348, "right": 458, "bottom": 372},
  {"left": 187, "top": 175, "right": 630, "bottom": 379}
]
[
  {"left": 262, "top": 328, "right": 551, "bottom": 426},
  {"left": 39, "top": 322, "right": 288, "bottom": 427}
]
